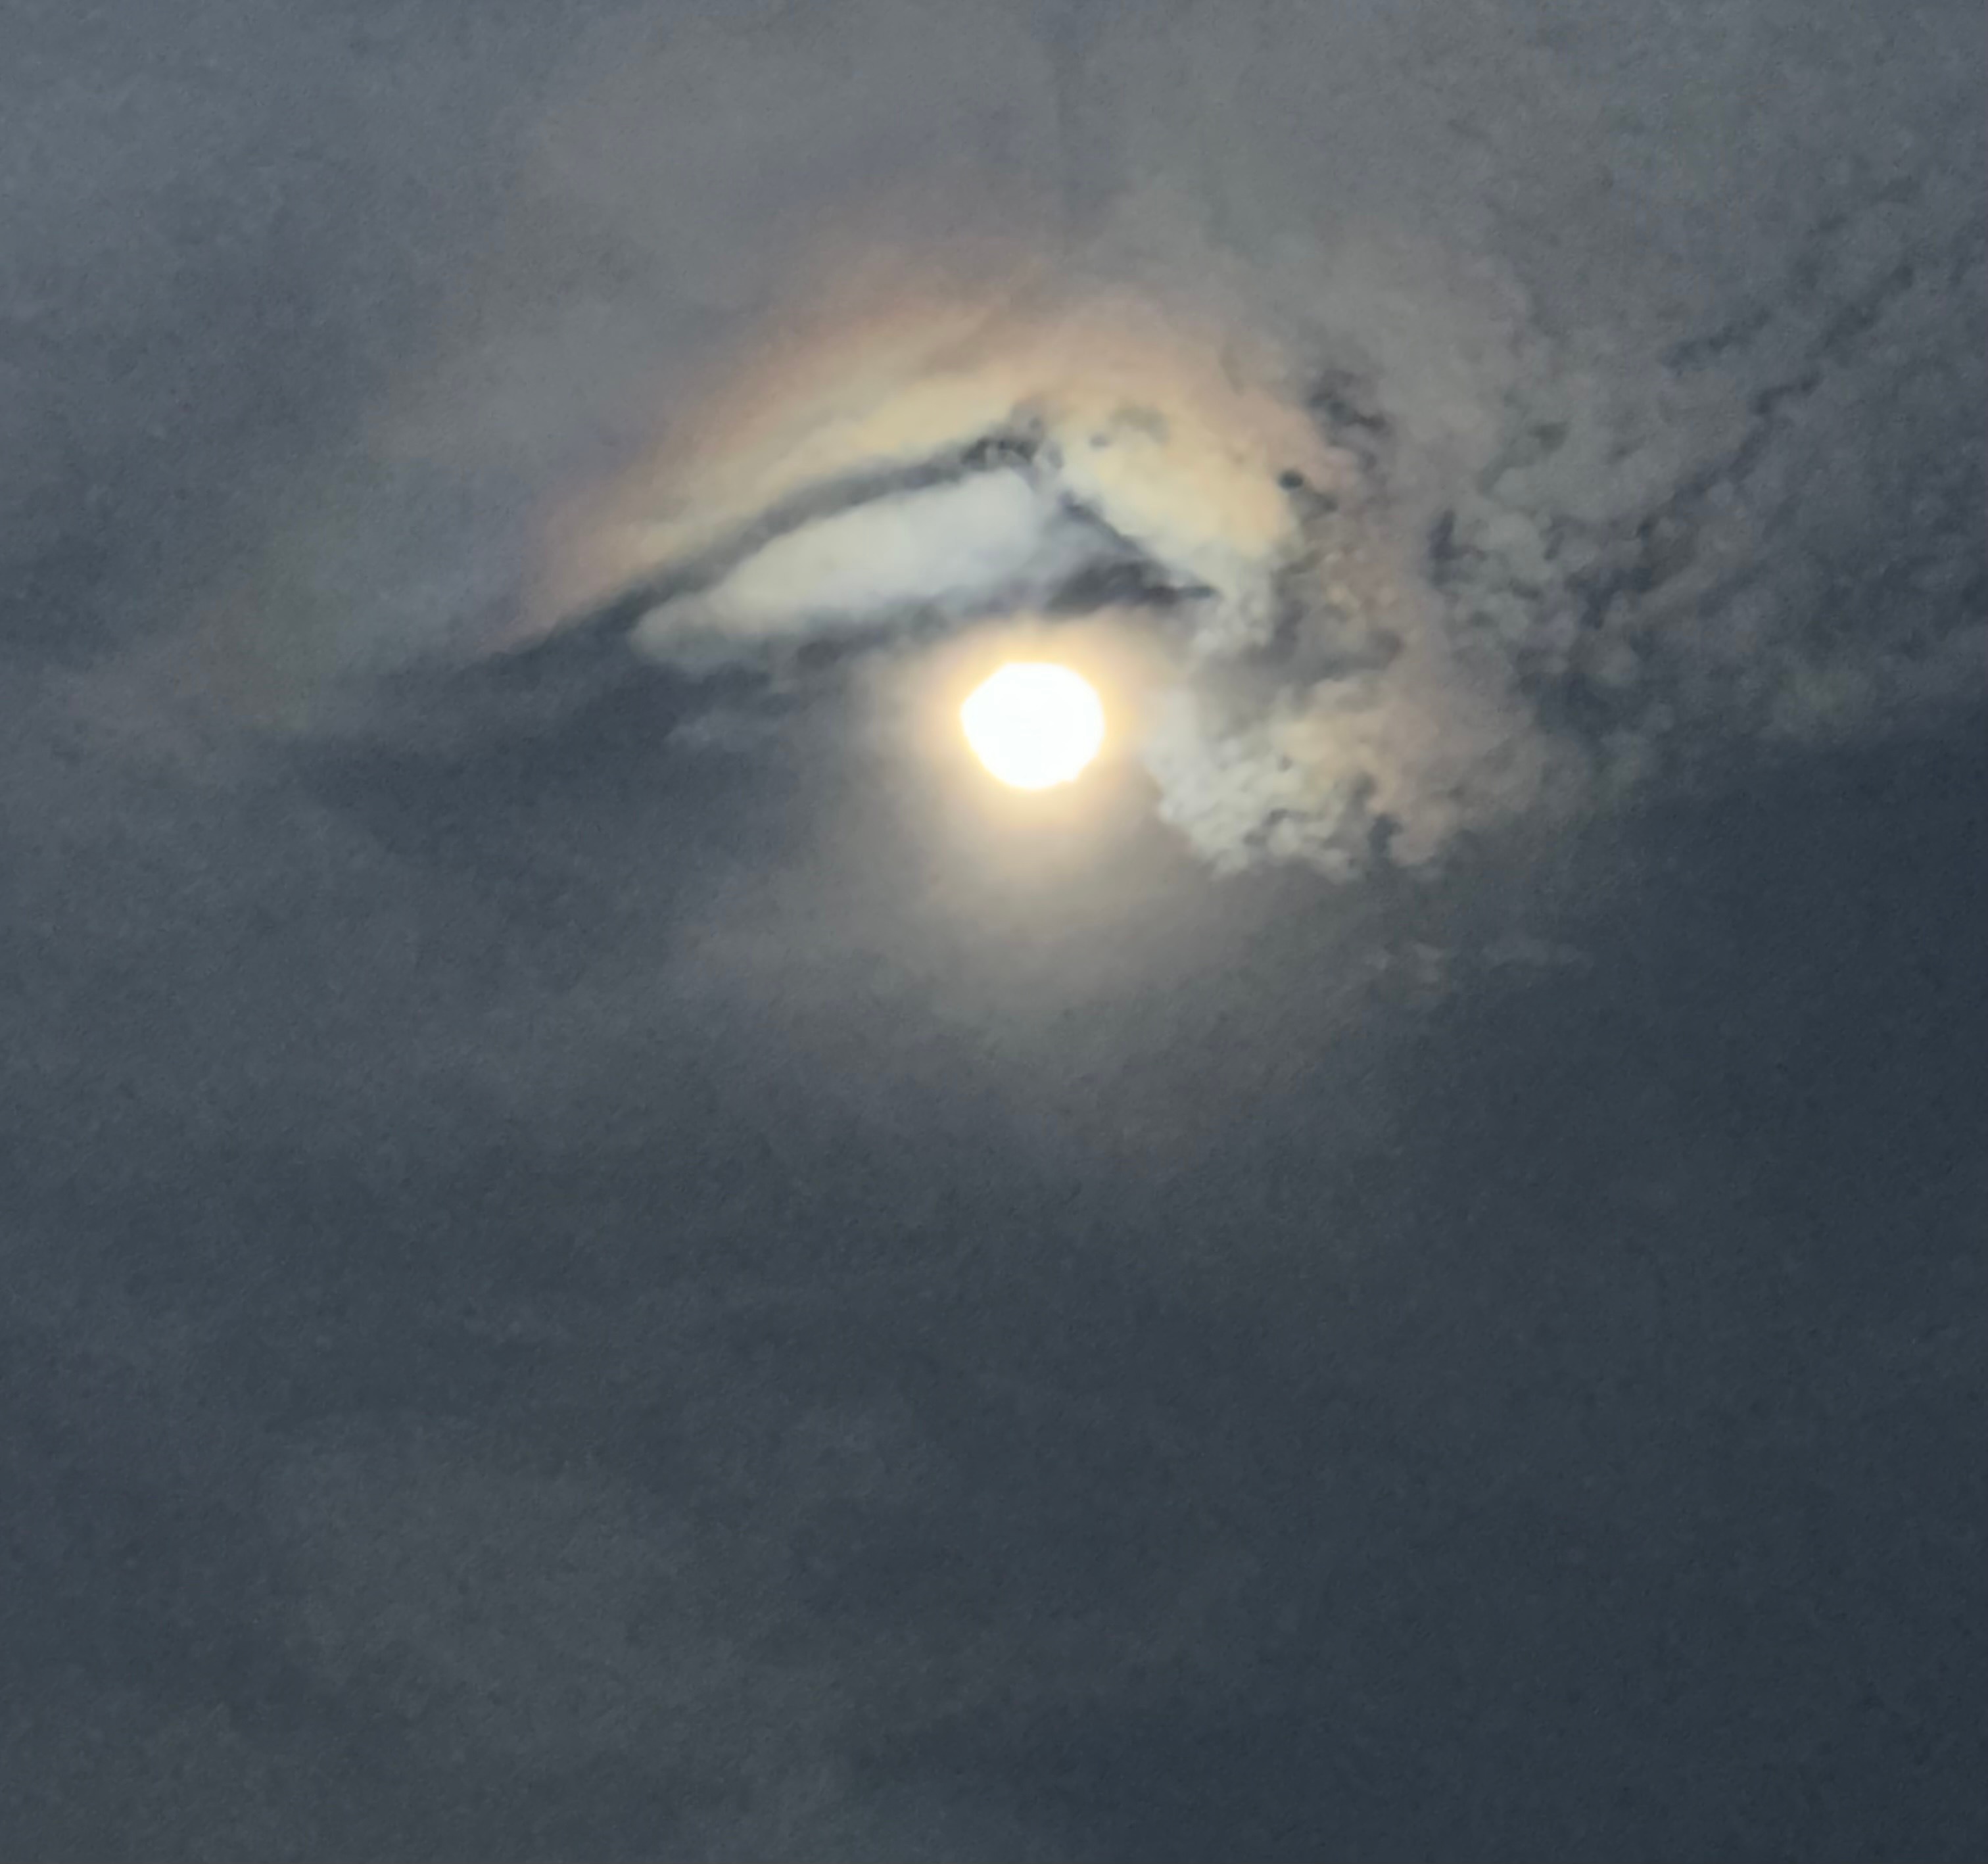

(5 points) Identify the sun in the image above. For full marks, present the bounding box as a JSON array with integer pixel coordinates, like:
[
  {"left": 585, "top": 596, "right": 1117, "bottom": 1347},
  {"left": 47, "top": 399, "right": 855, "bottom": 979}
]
[{"left": 960, "top": 662, "right": 1106, "bottom": 790}]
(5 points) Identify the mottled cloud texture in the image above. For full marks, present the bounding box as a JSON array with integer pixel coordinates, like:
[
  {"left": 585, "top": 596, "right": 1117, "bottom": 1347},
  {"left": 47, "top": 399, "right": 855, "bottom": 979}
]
[{"left": 206, "top": 0, "right": 1984, "bottom": 878}]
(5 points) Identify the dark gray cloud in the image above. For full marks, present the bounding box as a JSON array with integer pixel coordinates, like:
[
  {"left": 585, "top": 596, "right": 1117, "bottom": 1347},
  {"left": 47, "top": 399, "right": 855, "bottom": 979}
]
[{"left": 3, "top": 1, "right": 1983, "bottom": 1857}]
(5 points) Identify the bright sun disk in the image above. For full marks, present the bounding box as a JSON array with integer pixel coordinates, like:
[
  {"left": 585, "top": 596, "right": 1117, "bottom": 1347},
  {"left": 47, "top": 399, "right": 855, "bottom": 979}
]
[{"left": 960, "top": 662, "right": 1106, "bottom": 790}]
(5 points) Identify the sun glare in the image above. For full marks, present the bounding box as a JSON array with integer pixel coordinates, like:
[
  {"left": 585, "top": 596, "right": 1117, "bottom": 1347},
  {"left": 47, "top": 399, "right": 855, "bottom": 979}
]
[{"left": 960, "top": 662, "right": 1106, "bottom": 790}]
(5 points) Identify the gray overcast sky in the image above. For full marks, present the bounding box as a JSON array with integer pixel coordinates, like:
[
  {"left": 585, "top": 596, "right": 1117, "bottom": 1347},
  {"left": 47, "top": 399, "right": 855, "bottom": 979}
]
[{"left": 1, "top": 2, "right": 1983, "bottom": 1858}]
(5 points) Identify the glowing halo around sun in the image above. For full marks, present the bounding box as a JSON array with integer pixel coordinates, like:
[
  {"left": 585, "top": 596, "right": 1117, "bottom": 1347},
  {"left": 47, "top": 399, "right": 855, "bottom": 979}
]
[{"left": 960, "top": 662, "right": 1106, "bottom": 790}]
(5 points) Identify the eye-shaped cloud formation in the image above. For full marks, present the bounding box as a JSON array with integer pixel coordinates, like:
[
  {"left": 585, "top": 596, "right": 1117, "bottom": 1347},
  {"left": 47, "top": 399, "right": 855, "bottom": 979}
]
[
  {"left": 513, "top": 178, "right": 1979, "bottom": 879},
  {"left": 511, "top": 268, "right": 1559, "bottom": 875},
  {"left": 222, "top": 1, "right": 1980, "bottom": 882}
]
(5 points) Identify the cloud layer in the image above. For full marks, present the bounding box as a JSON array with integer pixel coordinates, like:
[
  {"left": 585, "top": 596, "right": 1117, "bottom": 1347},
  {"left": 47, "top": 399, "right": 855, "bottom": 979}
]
[
  {"left": 180, "top": 0, "right": 1982, "bottom": 880},
  {"left": 521, "top": 201, "right": 1980, "bottom": 875}
]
